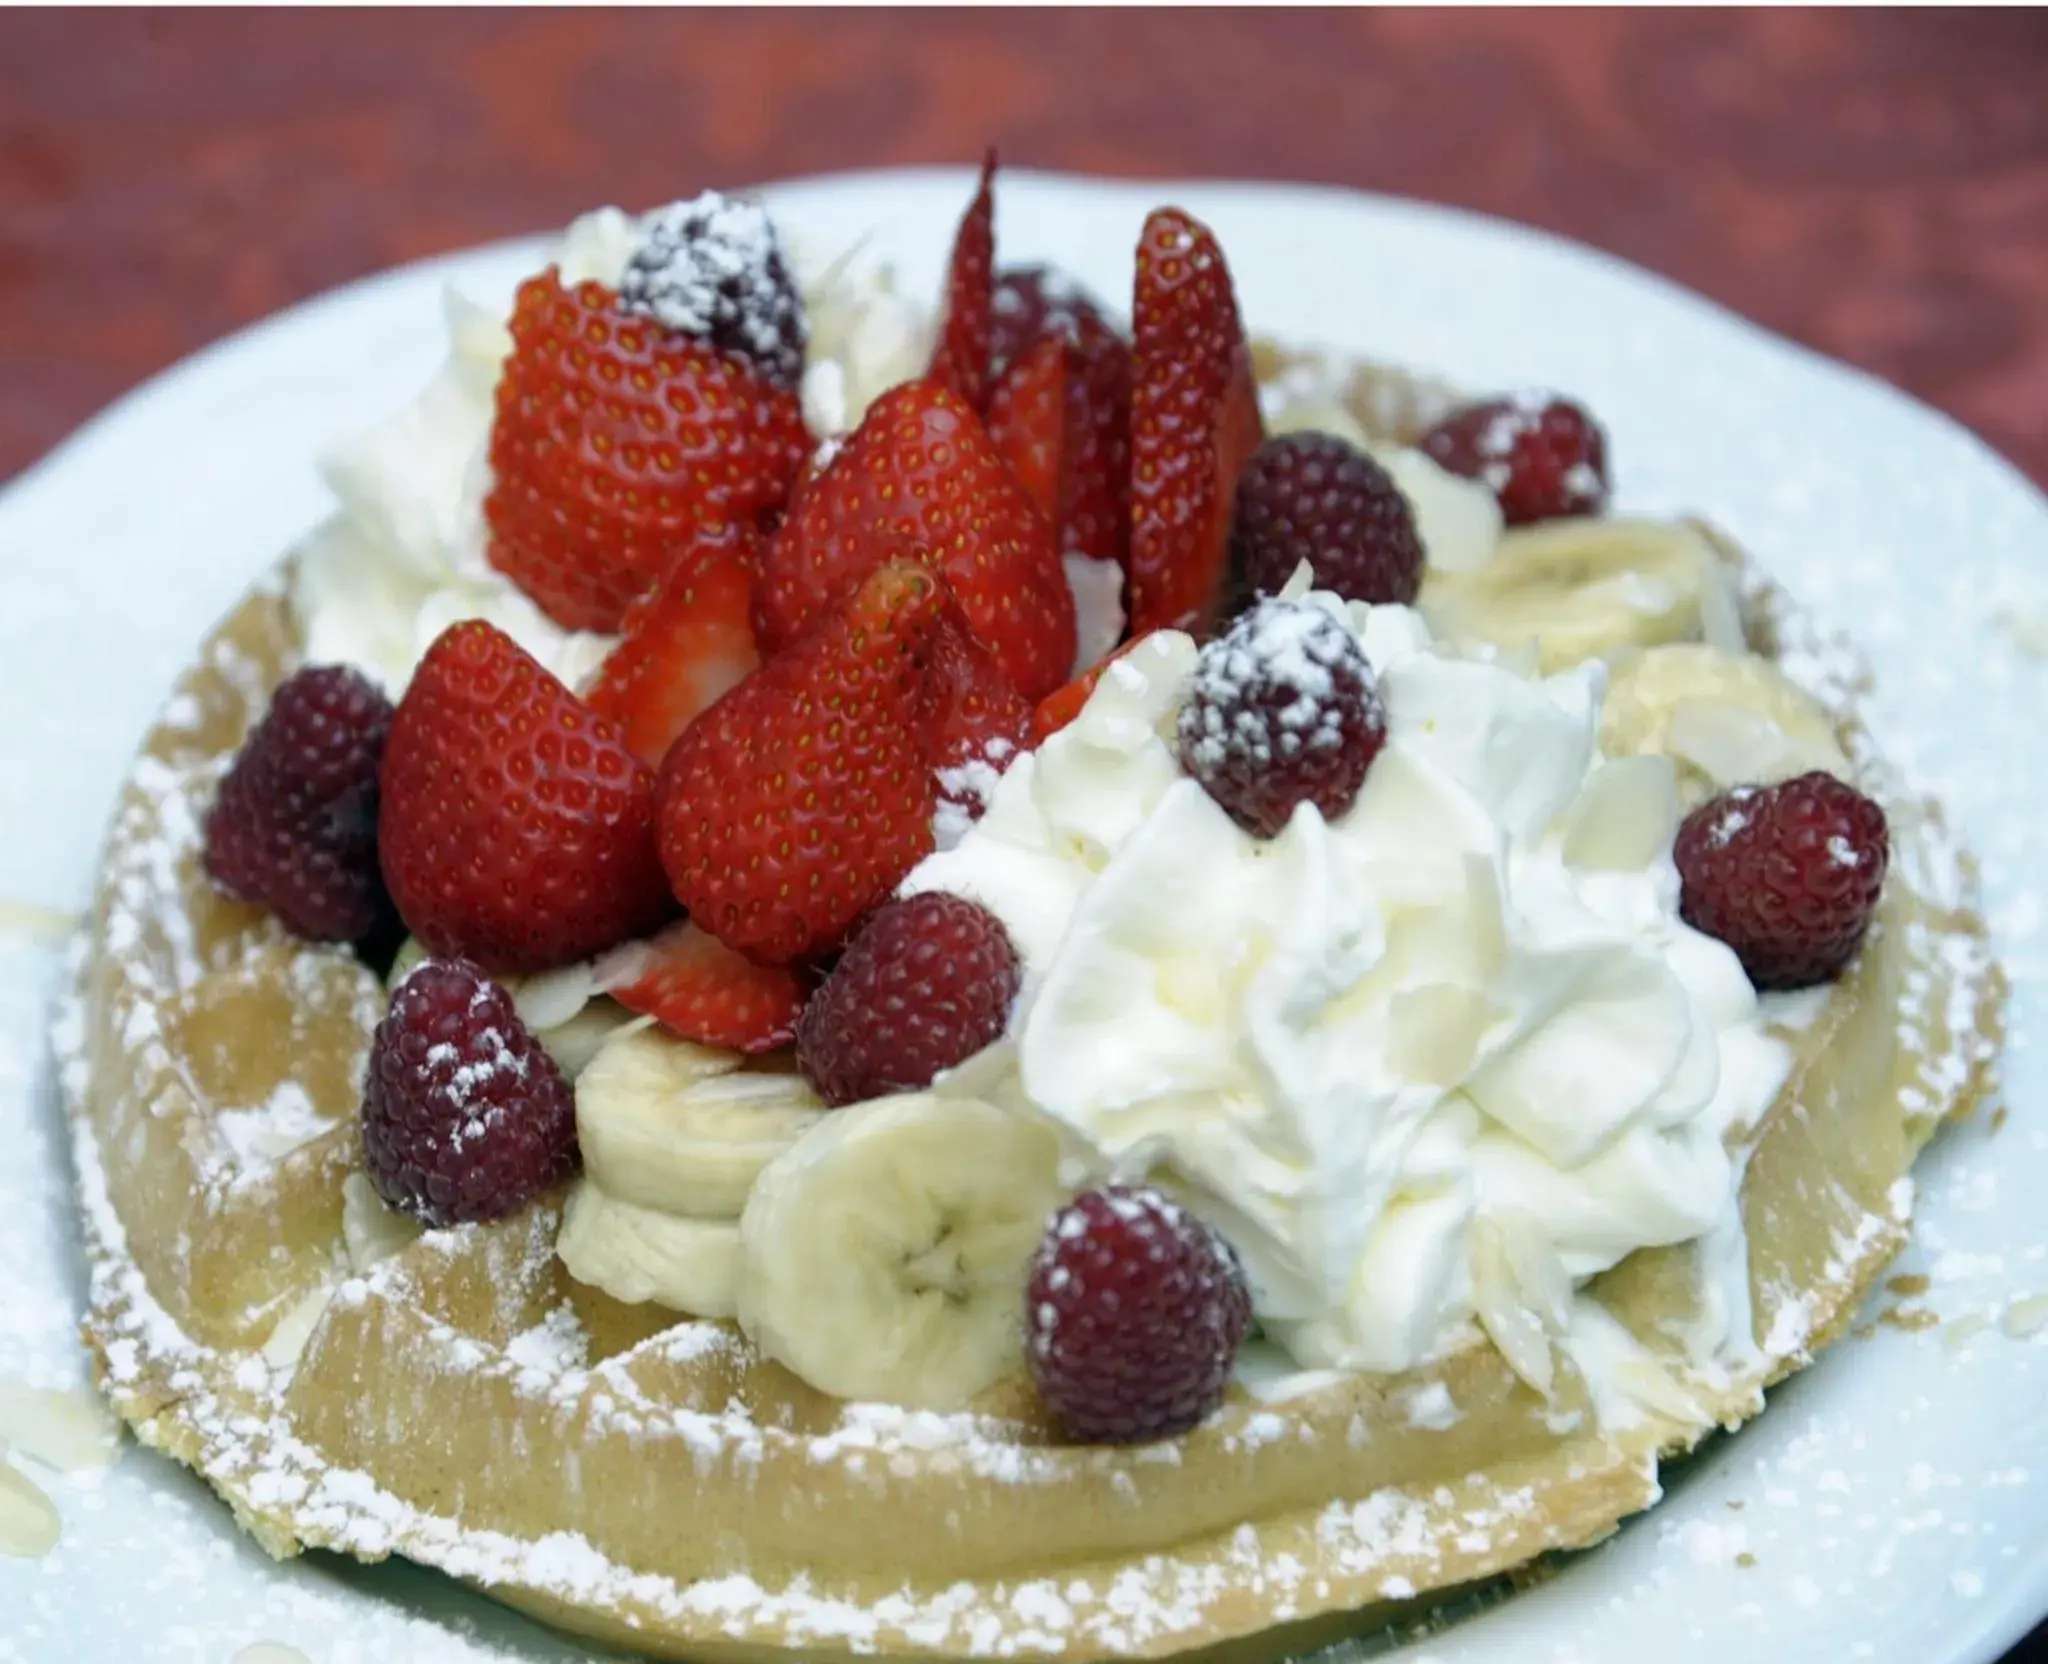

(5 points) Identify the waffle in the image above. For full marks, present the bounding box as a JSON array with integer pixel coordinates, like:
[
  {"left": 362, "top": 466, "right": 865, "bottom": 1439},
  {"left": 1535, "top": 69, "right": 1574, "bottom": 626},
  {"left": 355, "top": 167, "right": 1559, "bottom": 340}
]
[{"left": 60, "top": 354, "right": 2004, "bottom": 1663}]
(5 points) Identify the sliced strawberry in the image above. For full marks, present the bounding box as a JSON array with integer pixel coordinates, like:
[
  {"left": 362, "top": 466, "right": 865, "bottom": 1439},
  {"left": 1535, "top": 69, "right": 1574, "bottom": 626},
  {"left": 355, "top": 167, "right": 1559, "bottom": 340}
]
[
  {"left": 1125, "top": 208, "right": 1265, "bottom": 639},
  {"left": 922, "top": 610, "right": 1032, "bottom": 827},
  {"left": 658, "top": 561, "right": 946, "bottom": 965},
  {"left": 608, "top": 919, "right": 808, "bottom": 1053},
  {"left": 927, "top": 150, "right": 997, "bottom": 414},
  {"left": 485, "top": 271, "right": 809, "bottom": 633},
  {"left": 586, "top": 524, "right": 762, "bottom": 768},
  {"left": 379, "top": 621, "right": 673, "bottom": 975},
  {"left": 985, "top": 333, "right": 1066, "bottom": 523},
  {"left": 753, "top": 379, "right": 1076, "bottom": 702},
  {"left": 991, "top": 267, "right": 1134, "bottom": 572},
  {"left": 1030, "top": 631, "right": 1155, "bottom": 744}
]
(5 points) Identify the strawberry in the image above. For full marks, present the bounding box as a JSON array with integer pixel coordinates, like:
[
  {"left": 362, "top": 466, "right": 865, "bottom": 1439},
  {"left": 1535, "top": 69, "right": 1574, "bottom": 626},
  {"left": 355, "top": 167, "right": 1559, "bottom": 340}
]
[
  {"left": 1125, "top": 208, "right": 1265, "bottom": 639},
  {"left": 753, "top": 380, "right": 1076, "bottom": 701},
  {"left": 608, "top": 919, "right": 809, "bottom": 1053},
  {"left": 991, "top": 267, "right": 1134, "bottom": 571},
  {"left": 484, "top": 271, "right": 810, "bottom": 633},
  {"left": 1029, "top": 632, "right": 1154, "bottom": 743},
  {"left": 985, "top": 333, "right": 1066, "bottom": 523},
  {"left": 923, "top": 610, "right": 1032, "bottom": 827},
  {"left": 585, "top": 523, "right": 762, "bottom": 767},
  {"left": 657, "top": 560, "right": 946, "bottom": 965},
  {"left": 379, "top": 621, "right": 673, "bottom": 976},
  {"left": 927, "top": 150, "right": 997, "bottom": 413}
]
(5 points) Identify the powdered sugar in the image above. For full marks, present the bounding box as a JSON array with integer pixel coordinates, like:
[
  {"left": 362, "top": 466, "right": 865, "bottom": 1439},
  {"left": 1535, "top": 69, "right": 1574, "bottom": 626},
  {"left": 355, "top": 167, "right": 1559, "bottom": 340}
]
[{"left": 617, "top": 192, "right": 805, "bottom": 387}]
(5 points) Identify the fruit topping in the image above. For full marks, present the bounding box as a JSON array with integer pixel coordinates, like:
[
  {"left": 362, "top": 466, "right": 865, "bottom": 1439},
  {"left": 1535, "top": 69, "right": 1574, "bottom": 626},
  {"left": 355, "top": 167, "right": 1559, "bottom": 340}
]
[
  {"left": 657, "top": 560, "right": 945, "bottom": 965},
  {"left": 378, "top": 621, "right": 672, "bottom": 976},
  {"left": 984, "top": 332, "right": 1066, "bottom": 524},
  {"left": 989, "top": 265, "right": 1119, "bottom": 375},
  {"left": 607, "top": 919, "right": 809, "bottom": 1054},
  {"left": 1126, "top": 207, "right": 1265, "bottom": 638},
  {"left": 1673, "top": 770, "right": 1890, "bottom": 990},
  {"left": 1176, "top": 598, "right": 1386, "bottom": 838},
  {"left": 202, "top": 664, "right": 395, "bottom": 943},
  {"left": 990, "top": 266, "right": 1134, "bottom": 571},
  {"left": 795, "top": 892, "right": 1022, "bottom": 1106},
  {"left": 753, "top": 378, "right": 1076, "bottom": 701},
  {"left": 921, "top": 610, "right": 1033, "bottom": 835},
  {"left": 1025, "top": 1184, "right": 1252, "bottom": 1444},
  {"left": 1231, "top": 431, "right": 1424, "bottom": 607},
  {"left": 926, "top": 150, "right": 997, "bottom": 413},
  {"left": 484, "top": 271, "right": 808, "bottom": 633},
  {"left": 738, "top": 1092, "right": 1066, "bottom": 1410},
  {"left": 1029, "top": 631, "right": 1155, "bottom": 743},
  {"left": 617, "top": 190, "right": 807, "bottom": 390},
  {"left": 362, "top": 957, "right": 579, "bottom": 1227},
  {"left": 1419, "top": 393, "right": 1610, "bottom": 527},
  {"left": 585, "top": 523, "right": 763, "bottom": 767}
]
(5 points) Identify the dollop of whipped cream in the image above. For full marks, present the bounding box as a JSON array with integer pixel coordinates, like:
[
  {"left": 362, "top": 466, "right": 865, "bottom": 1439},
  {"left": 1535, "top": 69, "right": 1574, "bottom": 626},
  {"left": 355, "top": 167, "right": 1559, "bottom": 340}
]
[
  {"left": 903, "top": 589, "right": 1794, "bottom": 1377},
  {"left": 291, "top": 208, "right": 938, "bottom": 697}
]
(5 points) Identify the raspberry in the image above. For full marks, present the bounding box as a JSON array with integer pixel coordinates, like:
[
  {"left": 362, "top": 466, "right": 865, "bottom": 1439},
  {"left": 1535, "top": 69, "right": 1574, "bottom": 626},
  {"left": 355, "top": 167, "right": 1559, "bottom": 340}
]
[
  {"left": 1175, "top": 598, "right": 1387, "bottom": 839},
  {"left": 1673, "top": 771, "right": 1890, "bottom": 991},
  {"left": 989, "top": 265, "right": 1119, "bottom": 375},
  {"left": 1229, "top": 432, "right": 1423, "bottom": 607},
  {"left": 1418, "top": 393, "right": 1610, "bottom": 526},
  {"left": 202, "top": 664, "right": 395, "bottom": 943},
  {"left": 795, "top": 892, "right": 1022, "bottom": 1107},
  {"left": 618, "top": 191, "right": 807, "bottom": 389},
  {"left": 361, "top": 958, "right": 579, "bottom": 1227},
  {"left": 1025, "top": 1185, "right": 1252, "bottom": 1444}
]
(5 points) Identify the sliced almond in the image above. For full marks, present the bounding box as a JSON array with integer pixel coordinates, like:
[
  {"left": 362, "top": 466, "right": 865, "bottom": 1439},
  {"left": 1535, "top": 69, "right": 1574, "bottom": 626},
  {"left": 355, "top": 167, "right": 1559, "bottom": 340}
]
[
  {"left": 1561, "top": 754, "right": 1681, "bottom": 872},
  {"left": 0, "top": 1460, "right": 60, "bottom": 1558},
  {"left": 0, "top": 1384, "right": 118, "bottom": 1473},
  {"left": 1387, "top": 985, "right": 1491, "bottom": 1085}
]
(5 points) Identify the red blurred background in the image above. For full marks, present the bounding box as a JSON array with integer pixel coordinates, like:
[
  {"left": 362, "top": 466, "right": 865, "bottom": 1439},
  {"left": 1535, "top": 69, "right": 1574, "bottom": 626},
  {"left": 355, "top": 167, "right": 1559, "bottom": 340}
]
[
  {"left": 2, "top": 8, "right": 2046, "bottom": 489},
  {"left": 1, "top": 9, "right": 2044, "bottom": 488}
]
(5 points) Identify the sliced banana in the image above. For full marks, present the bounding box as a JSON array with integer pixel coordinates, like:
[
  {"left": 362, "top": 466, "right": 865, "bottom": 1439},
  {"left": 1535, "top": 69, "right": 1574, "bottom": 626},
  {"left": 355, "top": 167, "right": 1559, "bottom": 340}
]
[
  {"left": 556, "top": 1180, "right": 742, "bottom": 1318},
  {"left": 1601, "top": 642, "right": 1849, "bottom": 803},
  {"left": 1420, "top": 517, "right": 1740, "bottom": 672},
  {"left": 737, "top": 1094, "right": 1064, "bottom": 1410},
  {"left": 576, "top": 1024, "right": 825, "bottom": 1219}
]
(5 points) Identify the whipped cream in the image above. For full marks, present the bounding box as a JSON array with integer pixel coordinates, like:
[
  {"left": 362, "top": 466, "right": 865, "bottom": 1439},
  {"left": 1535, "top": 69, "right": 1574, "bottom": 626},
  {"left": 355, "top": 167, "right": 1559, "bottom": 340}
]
[
  {"left": 904, "top": 588, "right": 1795, "bottom": 1378},
  {"left": 291, "top": 209, "right": 938, "bottom": 697}
]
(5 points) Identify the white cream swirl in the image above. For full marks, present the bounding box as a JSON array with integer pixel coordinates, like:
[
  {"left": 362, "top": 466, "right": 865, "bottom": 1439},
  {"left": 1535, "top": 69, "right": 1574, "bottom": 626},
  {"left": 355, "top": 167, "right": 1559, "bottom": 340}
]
[
  {"left": 903, "top": 594, "right": 1794, "bottom": 1377},
  {"left": 290, "top": 210, "right": 938, "bottom": 697}
]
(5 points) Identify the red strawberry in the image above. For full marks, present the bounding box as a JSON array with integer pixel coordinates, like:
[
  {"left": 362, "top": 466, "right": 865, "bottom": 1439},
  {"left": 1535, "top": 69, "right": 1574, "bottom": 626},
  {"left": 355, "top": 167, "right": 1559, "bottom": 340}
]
[
  {"left": 484, "top": 271, "right": 810, "bottom": 633},
  {"left": 585, "top": 524, "right": 762, "bottom": 767},
  {"left": 985, "top": 332, "right": 1066, "bottom": 523},
  {"left": 1126, "top": 208, "right": 1265, "bottom": 639},
  {"left": 927, "top": 150, "right": 997, "bottom": 413},
  {"left": 379, "top": 622, "right": 673, "bottom": 975},
  {"left": 753, "top": 380, "right": 1076, "bottom": 701},
  {"left": 608, "top": 919, "right": 808, "bottom": 1053},
  {"left": 1030, "top": 632, "right": 1154, "bottom": 744},
  {"left": 657, "top": 561, "right": 946, "bottom": 965},
  {"left": 922, "top": 610, "right": 1031, "bottom": 827},
  {"left": 991, "top": 268, "right": 1134, "bottom": 571}
]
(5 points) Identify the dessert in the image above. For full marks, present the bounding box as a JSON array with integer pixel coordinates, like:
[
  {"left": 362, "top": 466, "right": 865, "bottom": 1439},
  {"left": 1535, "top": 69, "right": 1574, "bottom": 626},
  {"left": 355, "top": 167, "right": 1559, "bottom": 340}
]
[{"left": 59, "top": 161, "right": 2004, "bottom": 1662}]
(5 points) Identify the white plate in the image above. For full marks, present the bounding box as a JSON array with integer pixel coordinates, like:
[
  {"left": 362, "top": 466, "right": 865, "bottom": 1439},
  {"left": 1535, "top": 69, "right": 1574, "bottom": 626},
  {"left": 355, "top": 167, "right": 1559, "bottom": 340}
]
[{"left": 2, "top": 167, "right": 2045, "bottom": 1664}]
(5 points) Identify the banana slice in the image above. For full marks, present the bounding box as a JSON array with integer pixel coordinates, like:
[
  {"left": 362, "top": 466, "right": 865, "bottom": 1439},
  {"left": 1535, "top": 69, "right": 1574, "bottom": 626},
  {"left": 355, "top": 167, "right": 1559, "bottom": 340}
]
[
  {"left": 576, "top": 1024, "right": 825, "bottom": 1219},
  {"left": 736, "top": 1094, "right": 1065, "bottom": 1410},
  {"left": 1601, "top": 642, "right": 1849, "bottom": 803},
  {"left": 1420, "top": 517, "right": 1741, "bottom": 672},
  {"left": 556, "top": 1180, "right": 741, "bottom": 1318}
]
